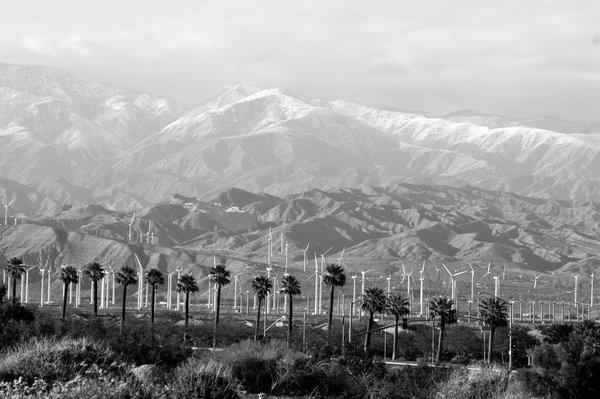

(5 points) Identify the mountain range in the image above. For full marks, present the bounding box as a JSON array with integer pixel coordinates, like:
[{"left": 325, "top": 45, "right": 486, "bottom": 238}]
[{"left": 1, "top": 62, "right": 600, "bottom": 213}]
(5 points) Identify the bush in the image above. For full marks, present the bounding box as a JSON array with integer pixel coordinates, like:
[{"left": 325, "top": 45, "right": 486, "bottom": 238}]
[
  {"left": 0, "top": 337, "right": 123, "bottom": 384},
  {"left": 433, "top": 368, "right": 510, "bottom": 399},
  {"left": 171, "top": 357, "right": 239, "bottom": 399},
  {"left": 444, "top": 325, "right": 482, "bottom": 363}
]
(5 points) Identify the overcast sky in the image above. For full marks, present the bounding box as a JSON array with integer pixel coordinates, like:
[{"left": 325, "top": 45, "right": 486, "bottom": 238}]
[{"left": 1, "top": 0, "right": 599, "bottom": 121}]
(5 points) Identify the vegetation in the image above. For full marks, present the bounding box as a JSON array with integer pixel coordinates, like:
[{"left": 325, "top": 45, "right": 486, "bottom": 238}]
[
  {"left": 429, "top": 296, "right": 457, "bottom": 361},
  {"left": 146, "top": 268, "right": 164, "bottom": 327},
  {"left": 279, "top": 274, "right": 301, "bottom": 345},
  {"left": 59, "top": 266, "right": 78, "bottom": 319},
  {"left": 114, "top": 265, "right": 138, "bottom": 324},
  {"left": 83, "top": 263, "right": 105, "bottom": 316},
  {"left": 361, "top": 286, "right": 386, "bottom": 354},
  {"left": 251, "top": 275, "right": 272, "bottom": 341},
  {"left": 478, "top": 297, "right": 509, "bottom": 363},
  {"left": 209, "top": 262, "right": 231, "bottom": 348},
  {"left": 385, "top": 293, "right": 410, "bottom": 360},
  {"left": 176, "top": 273, "right": 198, "bottom": 336},
  {"left": 323, "top": 263, "right": 346, "bottom": 333},
  {"left": 5, "top": 257, "right": 25, "bottom": 305}
]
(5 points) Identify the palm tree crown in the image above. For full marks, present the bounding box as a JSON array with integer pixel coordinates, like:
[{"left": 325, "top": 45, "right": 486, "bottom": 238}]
[
  {"left": 323, "top": 263, "right": 346, "bottom": 288},
  {"left": 252, "top": 276, "right": 272, "bottom": 300},
  {"left": 60, "top": 266, "right": 79, "bottom": 285},
  {"left": 177, "top": 273, "right": 199, "bottom": 294},
  {"left": 115, "top": 265, "right": 138, "bottom": 287},
  {"left": 5, "top": 257, "right": 25, "bottom": 278},
  {"left": 280, "top": 274, "right": 301, "bottom": 296},
  {"left": 84, "top": 262, "right": 105, "bottom": 281},
  {"left": 361, "top": 286, "right": 386, "bottom": 314},
  {"left": 208, "top": 264, "right": 231, "bottom": 287},
  {"left": 429, "top": 296, "right": 457, "bottom": 326},
  {"left": 479, "top": 297, "right": 508, "bottom": 329},
  {"left": 386, "top": 293, "right": 410, "bottom": 319},
  {"left": 146, "top": 268, "right": 164, "bottom": 286}
]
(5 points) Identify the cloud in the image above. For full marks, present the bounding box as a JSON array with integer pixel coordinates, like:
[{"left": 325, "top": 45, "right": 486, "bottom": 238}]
[
  {"left": 593, "top": 35, "right": 600, "bottom": 47},
  {"left": 365, "top": 60, "right": 410, "bottom": 77},
  {"left": 20, "top": 34, "right": 58, "bottom": 56},
  {"left": 18, "top": 34, "right": 92, "bottom": 57}
]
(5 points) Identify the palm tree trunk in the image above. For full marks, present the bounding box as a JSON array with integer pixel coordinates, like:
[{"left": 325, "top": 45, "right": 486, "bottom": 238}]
[
  {"left": 12, "top": 277, "right": 17, "bottom": 305},
  {"left": 213, "top": 284, "right": 222, "bottom": 348},
  {"left": 392, "top": 315, "right": 399, "bottom": 360},
  {"left": 328, "top": 285, "right": 335, "bottom": 333},
  {"left": 150, "top": 285, "right": 156, "bottom": 327},
  {"left": 364, "top": 311, "right": 374, "bottom": 355},
  {"left": 121, "top": 285, "right": 127, "bottom": 323},
  {"left": 62, "top": 282, "right": 69, "bottom": 319},
  {"left": 184, "top": 291, "right": 189, "bottom": 332},
  {"left": 288, "top": 293, "right": 293, "bottom": 346},
  {"left": 93, "top": 280, "right": 98, "bottom": 316},
  {"left": 255, "top": 298, "right": 262, "bottom": 341},
  {"left": 437, "top": 320, "right": 445, "bottom": 362},
  {"left": 488, "top": 328, "right": 494, "bottom": 364}
]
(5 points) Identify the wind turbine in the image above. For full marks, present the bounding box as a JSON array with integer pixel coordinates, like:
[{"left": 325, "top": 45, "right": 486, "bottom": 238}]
[
  {"left": 3, "top": 198, "right": 14, "bottom": 226},
  {"left": 468, "top": 264, "right": 475, "bottom": 302},
  {"left": 337, "top": 248, "right": 345, "bottom": 265},
  {"left": 419, "top": 261, "right": 426, "bottom": 316},
  {"left": 533, "top": 273, "right": 542, "bottom": 290},
  {"left": 24, "top": 265, "right": 36, "bottom": 304},
  {"left": 442, "top": 263, "right": 467, "bottom": 307},
  {"left": 134, "top": 254, "right": 146, "bottom": 309},
  {"left": 493, "top": 276, "right": 500, "bottom": 297},
  {"left": 128, "top": 213, "right": 135, "bottom": 243},
  {"left": 386, "top": 274, "right": 391, "bottom": 295},
  {"left": 574, "top": 274, "right": 579, "bottom": 305},
  {"left": 39, "top": 266, "right": 46, "bottom": 307},
  {"left": 233, "top": 273, "right": 241, "bottom": 313},
  {"left": 591, "top": 271, "right": 595, "bottom": 308},
  {"left": 302, "top": 243, "right": 309, "bottom": 272}
]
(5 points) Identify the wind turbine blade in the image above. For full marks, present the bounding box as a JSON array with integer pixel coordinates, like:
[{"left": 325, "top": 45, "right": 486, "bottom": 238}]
[
  {"left": 134, "top": 254, "right": 144, "bottom": 270},
  {"left": 454, "top": 271, "right": 468, "bottom": 277},
  {"left": 8, "top": 199, "right": 14, "bottom": 206},
  {"left": 442, "top": 263, "right": 452, "bottom": 276}
]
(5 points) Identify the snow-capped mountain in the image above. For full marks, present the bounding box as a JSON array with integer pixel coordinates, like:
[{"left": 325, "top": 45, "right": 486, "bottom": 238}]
[{"left": 1, "top": 62, "right": 600, "bottom": 209}]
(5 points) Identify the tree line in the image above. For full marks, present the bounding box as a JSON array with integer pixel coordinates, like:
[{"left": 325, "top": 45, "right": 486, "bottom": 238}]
[{"left": 3, "top": 257, "right": 509, "bottom": 358}]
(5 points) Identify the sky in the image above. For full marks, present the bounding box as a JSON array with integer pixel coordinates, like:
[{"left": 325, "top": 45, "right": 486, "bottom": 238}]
[{"left": 0, "top": 0, "right": 599, "bottom": 121}]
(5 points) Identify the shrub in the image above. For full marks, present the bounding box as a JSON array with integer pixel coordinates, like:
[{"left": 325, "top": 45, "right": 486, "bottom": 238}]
[
  {"left": 171, "top": 357, "right": 239, "bottom": 399},
  {"left": 433, "top": 368, "right": 510, "bottom": 399},
  {"left": 0, "top": 337, "right": 123, "bottom": 384}
]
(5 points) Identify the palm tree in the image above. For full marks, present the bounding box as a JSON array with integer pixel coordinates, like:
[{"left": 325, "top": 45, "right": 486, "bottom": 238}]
[
  {"left": 386, "top": 293, "right": 411, "bottom": 360},
  {"left": 251, "top": 275, "right": 272, "bottom": 341},
  {"left": 479, "top": 297, "right": 509, "bottom": 364},
  {"left": 115, "top": 265, "right": 138, "bottom": 324},
  {"left": 208, "top": 263, "right": 231, "bottom": 348},
  {"left": 176, "top": 273, "right": 199, "bottom": 336},
  {"left": 84, "top": 262, "right": 105, "bottom": 316},
  {"left": 280, "top": 274, "right": 301, "bottom": 346},
  {"left": 5, "top": 257, "right": 25, "bottom": 305},
  {"left": 361, "top": 286, "right": 386, "bottom": 354},
  {"left": 429, "top": 296, "right": 457, "bottom": 362},
  {"left": 323, "top": 263, "right": 346, "bottom": 333},
  {"left": 146, "top": 268, "right": 164, "bottom": 327},
  {"left": 60, "top": 266, "right": 78, "bottom": 319}
]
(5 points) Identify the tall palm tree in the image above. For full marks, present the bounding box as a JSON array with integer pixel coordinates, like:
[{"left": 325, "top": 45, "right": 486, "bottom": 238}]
[
  {"left": 84, "top": 262, "right": 105, "bottom": 316},
  {"left": 280, "top": 274, "right": 301, "bottom": 346},
  {"left": 176, "top": 273, "right": 199, "bottom": 336},
  {"left": 146, "top": 268, "right": 164, "bottom": 327},
  {"left": 479, "top": 297, "right": 509, "bottom": 364},
  {"left": 115, "top": 265, "right": 138, "bottom": 324},
  {"left": 60, "top": 266, "right": 78, "bottom": 319},
  {"left": 386, "top": 293, "right": 411, "bottom": 360},
  {"left": 361, "top": 286, "right": 386, "bottom": 354},
  {"left": 5, "top": 257, "right": 25, "bottom": 305},
  {"left": 208, "top": 263, "right": 231, "bottom": 348},
  {"left": 429, "top": 296, "right": 457, "bottom": 362},
  {"left": 323, "top": 263, "right": 346, "bottom": 333},
  {"left": 251, "top": 275, "right": 272, "bottom": 341}
]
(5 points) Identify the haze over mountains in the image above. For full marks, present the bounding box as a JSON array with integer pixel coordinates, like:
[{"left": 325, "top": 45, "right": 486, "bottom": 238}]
[{"left": 1, "top": 62, "right": 600, "bottom": 276}]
